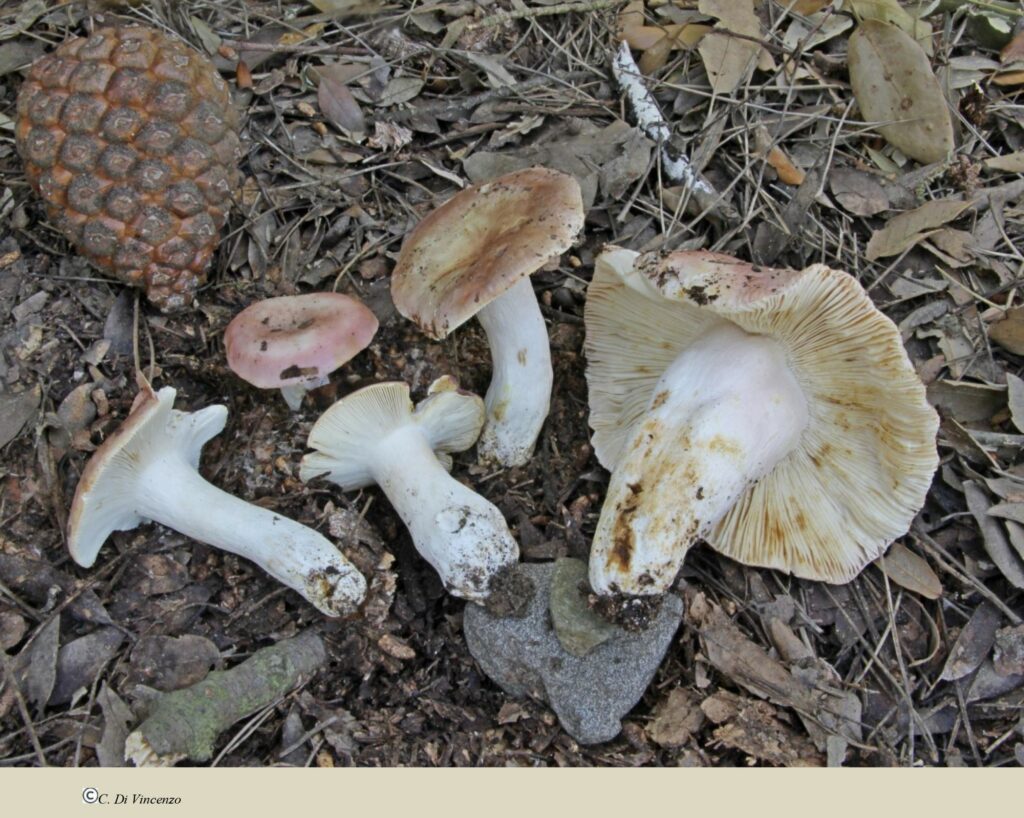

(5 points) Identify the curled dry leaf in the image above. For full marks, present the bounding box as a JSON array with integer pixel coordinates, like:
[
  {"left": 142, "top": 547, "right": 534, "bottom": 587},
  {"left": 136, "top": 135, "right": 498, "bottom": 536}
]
[
  {"left": 848, "top": 19, "right": 954, "bottom": 164},
  {"left": 865, "top": 198, "right": 973, "bottom": 260}
]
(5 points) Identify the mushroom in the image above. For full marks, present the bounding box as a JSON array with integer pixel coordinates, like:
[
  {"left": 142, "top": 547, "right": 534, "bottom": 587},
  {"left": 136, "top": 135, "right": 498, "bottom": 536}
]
[
  {"left": 299, "top": 377, "right": 519, "bottom": 601},
  {"left": 224, "top": 292, "right": 378, "bottom": 410},
  {"left": 585, "top": 246, "right": 939, "bottom": 596},
  {"left": 68, "top": 379, "right": 367, "bottom": 617},
  {"left": 390, "top": 167, "right": 585, "bottom": 467}
]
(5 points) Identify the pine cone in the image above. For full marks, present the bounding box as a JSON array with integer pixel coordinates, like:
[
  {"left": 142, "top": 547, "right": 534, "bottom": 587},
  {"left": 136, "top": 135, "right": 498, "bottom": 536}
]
[{"left": 15, "top": 26, "right": 242, "bottom": 310}]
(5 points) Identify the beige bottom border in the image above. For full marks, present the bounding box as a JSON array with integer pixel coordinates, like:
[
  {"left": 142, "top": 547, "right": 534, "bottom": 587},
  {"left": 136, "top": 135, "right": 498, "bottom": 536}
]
[{"left": 0, "top": 768, "right": 1003, "bottom": 817}]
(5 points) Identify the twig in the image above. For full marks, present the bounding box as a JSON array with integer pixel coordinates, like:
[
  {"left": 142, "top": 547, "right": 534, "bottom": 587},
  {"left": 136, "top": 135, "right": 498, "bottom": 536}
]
[
  {"left": 125, "top": 630, "right": 327, "bottom": 766},
  {"left": 610, "top": 41, "right": 737, "bottom": 223}
]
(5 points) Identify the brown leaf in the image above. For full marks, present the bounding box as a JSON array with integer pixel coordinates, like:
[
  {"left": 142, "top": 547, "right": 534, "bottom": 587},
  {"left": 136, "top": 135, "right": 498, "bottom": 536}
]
[
  {"left": 989, "top": 307, "right": 1024, "bottom": 355},
  {"left": 866, "top": 198, "right": 973, "bottom": 260},
  {"left": 1006, "top": 373, "right": 1024, "bottom": 433},
  {"left": 927, "top": 380, "right": 1005, "bottom": 423},
  {"left": 697, "top": 0, "right": 763, "bottom": 93},
  {"left": 318, "top": 73, "right": 365, "bottom": 135},
  {"left": 1002, "top": 30, "right": 1024, "bottom": 64},
  {"left": 993, "top": 625, "right": 1024, "bottom": 676},
  {"left": 308, "top": 0, "right": 384, "bottom": 14},
  {"left": 25, "top": 616, "right": 60, "bottom": 715},
  {"left": 96, "top": 683, "right": 134, "bottom": 767},
  {"left": 49, "top": 627, "right": 125, "bottom": 706},
  {"left": 964, "top": 481, "right": 1024, "bottom": 590},
  {"left": 993, "top": 69, "right": 1024, "bottom": 86},
  {"left": 877, "top": 542, "right": 942, "bottom": 599},
  {"left": 848, "top": 19, "right": 954, "bottom": 164},
  {"left": 129, "top": 635, "right": 221, "bottom": 692},
  {"left": 0, "top": 384, "right": 40, "bottom": 448},
  {"left": 940, "top": 601, "right": 1002, "bottom": 681},
  {"left": 649, "top": 688, "right": 704, "bottom": 748},
  {"left": 829, "top": 168, "right": 889, "bottom": 216},
  {"left": 987, "top": 502, "right": 1024, "bottom": 527},
  {"left": 0, "top": 610, "right": 27, "bottom": 651},
  {"left": 847, "top": 0, "right": 933, "bottom": 52},
  {"left": 376, "top": 76, "right": 424, "bottom": 107},
  {"left": 377, "top": 633, "right": 416, "bottom": 660},
  {"left": 792, "top": 0, "right": 829, "bottom": 12},
  {"left": 707, "top": 695, "right": 823, "bottom": 767},
  {"left": 985, "top": 151, "right": 1024, "bottom": 173}
]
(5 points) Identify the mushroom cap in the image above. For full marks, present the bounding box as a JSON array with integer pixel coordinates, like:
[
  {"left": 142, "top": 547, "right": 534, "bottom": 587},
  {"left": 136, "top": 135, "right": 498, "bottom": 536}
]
[
  {"left": 390, "top": 167, "right": 585, "bottom": 339},
  {"left": 67, "top": 382, "right": 226, "bottom": 568},
  {"left": 223, "top": 293, "right": 378, "bottom": 389},
  {"left": 585, "top": 246, "right": 939, "bottom": 583},
  {"left": 300, "top": 377, "right": 485, "bottom": 490}
]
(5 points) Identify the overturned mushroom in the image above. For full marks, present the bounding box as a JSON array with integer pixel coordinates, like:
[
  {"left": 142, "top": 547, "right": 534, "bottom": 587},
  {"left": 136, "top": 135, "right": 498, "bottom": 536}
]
[
  {"left": 224, "top": 293, "right": 378, "bottom": 410},
  {"left": 300, "top": 377, "right": 519, "bottom": 601},
  {"left": 68, "top": 380, "right": 367, "bottom": 617},
  {"left": 585, "top": 246, "right": 939, "bottom": 596},
  {"left": 391, "top": 167, "right": 584, "bottom": 467}
]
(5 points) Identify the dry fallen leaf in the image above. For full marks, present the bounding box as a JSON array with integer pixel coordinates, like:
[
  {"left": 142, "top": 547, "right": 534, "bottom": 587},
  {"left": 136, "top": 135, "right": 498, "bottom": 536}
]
[
  {"left": 848, "top": 19, "right": 954, "bottom": 164},
  {"left": 649, "top": 688, "right": 704, "bottom": 748},
  {"left": 1002, "top": 30, "right": 1024, "bottom": 64},
  {"left": 988, "top": 307, "right": 1024, "bottom": 356},
  {"left": 866, "top": 198, "right": 973, "bottom": 260},
  {"left": 939, "top": 602, "right": 1002, "bottom": 681},
  {"left": 985, "top": 151, "right": 1024, "bottom": 173},
  {"left": 697, "top": 0, "right": 763, "bottom": 93},
  {"left": 993, "top": 69, "right": 1024, "bottom": 86},
  {"left": 1006, "top": 373, "right": 1024, "bottom": 432},
  {"left": 829, "top": 167, "right": 889, "bottom": 216},
  {"left": 877, "top": 542, "right": 942, "bottom": 599},
  {"left": 308, "top": 0, "right": 384, "bottom": 13},
  {"left": 847, "top": 0, "right": 933, "bottom": 53},
  {"left": 0, "top": 383, "right": 40, "bottom": 448},
  {"left": 964, "top": 481, "right": 1024, "bottom": 590},
  {"left": 317, "top": 72, "right": 365, "bottom": 136}
]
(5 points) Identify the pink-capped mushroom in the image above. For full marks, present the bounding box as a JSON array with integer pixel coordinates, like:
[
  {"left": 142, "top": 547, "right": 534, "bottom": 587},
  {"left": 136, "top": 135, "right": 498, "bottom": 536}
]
[{"left": 224, "top": 293, "right": 378, "bottom": 410}]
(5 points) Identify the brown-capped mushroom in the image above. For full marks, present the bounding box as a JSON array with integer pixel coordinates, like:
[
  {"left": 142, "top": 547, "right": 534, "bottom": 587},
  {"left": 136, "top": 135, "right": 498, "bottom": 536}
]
[{"left": 391, "top": 167, "right": 584, "bottom": 467}]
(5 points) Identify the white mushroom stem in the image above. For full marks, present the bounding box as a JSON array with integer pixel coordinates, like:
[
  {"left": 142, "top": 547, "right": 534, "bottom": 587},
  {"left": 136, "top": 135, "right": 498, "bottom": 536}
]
[
  {"left": 590, "top": 322, "right": 809, "bottom": 596},
  {"left": 475, "top": 276, "right": 553, "bottom": 467},
  {"left": 279, "top": 374, "right": 330, "bottom": 412},
  {"left": 369, "top": 425, "right": 516, "bottom": 599},
  {"left": 300, "top": 381, "right": 519, "bottom": 600},
  {"left": 136, "top": 455, "right": 359, "bottom": 616},
  {"left": 69, "top": 389, "right": 366, "bottom": 617}
]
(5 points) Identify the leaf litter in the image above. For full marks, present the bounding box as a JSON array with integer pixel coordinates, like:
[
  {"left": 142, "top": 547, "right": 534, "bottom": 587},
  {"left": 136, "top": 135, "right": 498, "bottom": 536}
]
[{"left": 0, "top": 0, "right": 1022, "bottom": 769}]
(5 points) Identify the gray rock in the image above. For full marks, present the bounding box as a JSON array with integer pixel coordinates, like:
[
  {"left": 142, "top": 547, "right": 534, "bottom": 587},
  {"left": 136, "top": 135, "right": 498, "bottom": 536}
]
[
  {"left": 549, "top": 558, "right": 617, "bottom": 657},
  {"left": 464, "top": 562, "right": 684, "bottom": 745}
]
